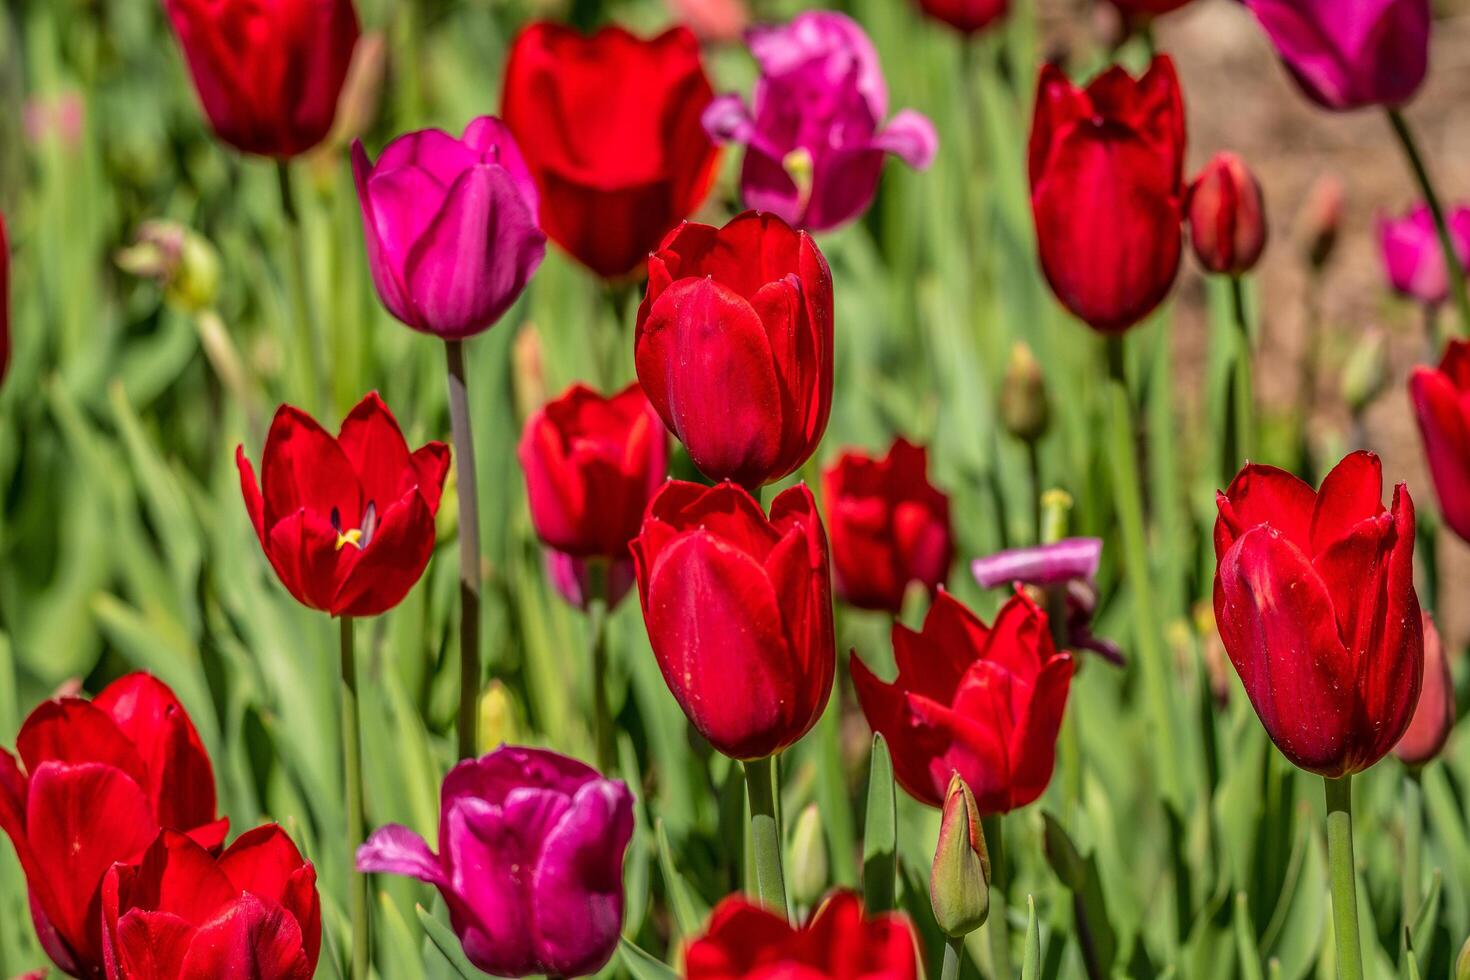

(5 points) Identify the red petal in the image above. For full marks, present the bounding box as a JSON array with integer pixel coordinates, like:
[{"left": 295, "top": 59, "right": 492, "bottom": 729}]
[
  {"left": 258, "top": 406, "right": 362, "bottom": 530},
  {"left": 1410, "top": 365, "right": 1470, "bottom": 541},
  {"left": 124, "top": 831, "right": 237, "bottom": 926},
  {"left": 1214, "top": 462, "right": 1316, "bottom": 559},
  {"left": 1309, "top": 450, "right": 1385, "bottom": 556},
  {"left": 115, "top": 910, "right": 195, "bottom": 980},
  {"left": 850, "top": 654, "right": 948, "bottom": 807},
  {"left": 17, "top": 699, "right": 148, "bottom": 791},
  {"left": 263, "top": 507, "right": 359, "bottom": 613},
  {"left": 237, "top": 447, "right": 267, "bottom": 544},
  {"left": 1005, "top": 654, "right": 1074, "bottom": 810},
  {"left": 178, "top": 893, "right": 313, "bottom": 980},
  {"left": 409, "top": 442, "right": 451, "bottom": 514},
  {"left": 332, "top": 491, "right": 437, "bottom": 617},
  {"left": 336, "top": 392, "right": 414, "bottom": 511}
]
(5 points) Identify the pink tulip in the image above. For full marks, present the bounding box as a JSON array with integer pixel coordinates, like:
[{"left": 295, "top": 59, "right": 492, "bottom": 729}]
[{"left": 1378, "top": 204, "right": 1470, "bottom": 307}]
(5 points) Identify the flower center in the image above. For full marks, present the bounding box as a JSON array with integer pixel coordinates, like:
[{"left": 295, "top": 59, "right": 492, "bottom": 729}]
[{"left": 331, "top": 502, "right": 378, "bottom": 552}]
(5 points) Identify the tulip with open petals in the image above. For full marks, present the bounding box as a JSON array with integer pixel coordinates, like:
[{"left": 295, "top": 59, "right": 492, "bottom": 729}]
[{"left": 1409, "top": 339, "right": 1470, "bottom": 544}]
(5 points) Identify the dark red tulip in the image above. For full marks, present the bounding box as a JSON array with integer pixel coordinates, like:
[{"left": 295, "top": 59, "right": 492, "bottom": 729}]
[
  {"left": 0, "top": 674, "right": 226, "bottom": 978},
  {"left": 631, "top": 480, "right": 834, "bottom": 759},
  {"left": 851, "top": 591, "right": 1074, "bottom": 813},
  {"left": 502, "top": 23, "right": 718, "bottom": 279},
  {"left": 1213, "top": 452, "right": 1422, "bottom": 777},
  {"left": 1395, "top": 610, "right": 1453, "bottom": 766},
  {"left": 101, "top": 826, "right": 320, "bottom": 980},
  {"left": 1411, "top": 340, "right": 1470, "bottom": 543},
  {"left": 635, "top": 211, "right": 834, "bottom": 489},
  {"left": 1187, "top": 151, "right": 1268, "bottom": 276},
  {"left": 163, "top": 0, "right": 360, "bottom": 158},
  {"left": 1029, "top": 57, "right": 1186, "bottom": 333},
  {"left": 1107, "top": 0, "right": 1195, "bottom": 15},
  {"left": 686, "top": 891, "right": 920, "bottom": 979},
  {"left": 917, "top": 0, "right": 1007, "bottom": 33},
  {"left": 822, "top": 438, "right": 953, "bottom": 614},
  {"left": 237, "top": 392, "right": 450, "bottom": 618}
]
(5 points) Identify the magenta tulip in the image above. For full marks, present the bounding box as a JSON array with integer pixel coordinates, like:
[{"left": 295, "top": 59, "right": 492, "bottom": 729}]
[{"left": 1379, "top": 204, "right": 1470, "bottom": 308}]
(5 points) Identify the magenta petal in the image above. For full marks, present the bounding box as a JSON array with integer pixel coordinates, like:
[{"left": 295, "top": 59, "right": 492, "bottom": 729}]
[
  {"left": 972, "top": 538, "right": 1102, "bottom": 589},
  {"left": 702, "top": 94, "right": 757, "bottom": 144},
  {"left": 872, "top": 109, "right": 938, "bottom": 170},
  {"left": 356, "top": 825, "right": 445, "bottom": 885}
]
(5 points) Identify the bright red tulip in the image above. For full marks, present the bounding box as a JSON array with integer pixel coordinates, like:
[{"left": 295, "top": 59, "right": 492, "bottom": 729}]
[
  {"left": 1107, "top": 0, "right": 1195, "bottom": 15},
  {"left": 0, "top": 674, "right": 226, "bottom": 978},
  {"left": 631, "top": 480, "right": 834, "bottom": 759},
  {"left": 851, "top": 591, "right": 1074, "bottom": 812},
  {"left": 163, "top": 0, "right": 360, "bottom": 158},
  {"left": 686, "top": 891, "right": 920, "bottom": 979},
  {"left": 822, "top": 438, "right": 953, "bottom": 614},
  {"left": 635, "top": 211, "right": 834, "bottom": 489},
  {"left": 502, "top": 24, "right": 718, "bottom": 279},
  {"left": 1187, "top": 151, "right": 1268, "bottom": 276},
  {"left": 917, "top": 0, "right": 1007, "bottom": 33},
  {"left": 101, "top": 826, "right": 320, "bottom": 980},
  {"left": 1029, "top": 57, "right": 1186, "bottom": 333},
  {"left": 1214, "top": 452, "right": 1422, "bottom": 777},
  {"left": 1411, "top": 340, "right": 1470, "bottom": 543},
  {"left": 237, "top": 392, "right": 450, "bottom": 618},
  {"left": 1396, "top": 611, "right": 1454, "bottom": 766}
]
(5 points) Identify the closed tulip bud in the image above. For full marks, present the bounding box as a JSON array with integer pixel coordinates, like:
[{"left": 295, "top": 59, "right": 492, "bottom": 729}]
[
  {"left": 930, "top": 774, "right": 990, "bottom": 937},
  {"left": 1187, "top": 152, "right": 1268, "bottom": 276},
  {"left": 1040, "top": 812, "right": 1086, "bottom": 892},
  {"left": 1214, "top": 452, "right": 1422, "bottom": 776},
  {"left": 789, "top": 804, "right": 829, "bottom": 908},
  {"left": 1029, "top": 57, "right": 1186, "bottom": 333},
  {"left": 1242, "top": 0, "right": 1428, "bottom": 111},
  {"left": 116, "top": 220, "right": 221, "bottom": 314},
  {"left": 1409, "top": 339, "right": 1470, "bottom": 545},
  {"left": 477, "top": 680, "right": 523, "bottom": 754},
  {"left": 353, "top": 118, "right": 546, "bottom": 339},
  {"left": 1299, "top": 175, "right": 1344, "bottom": 271},
  {"left": 915, "top": 0, "right": 1007, "bottom": 35},
  {"left": 1395, "top": 610, "right": 1455, "bottom": 766},
  {"left": 1341, "top": 326, "right": 1387, "bottom": 415},
  {"left": 1000, "top": 341, "right": 1050, "bottom": 442},
  {"left": 512, "top": 325, "right": 546, "bottom": 423}
]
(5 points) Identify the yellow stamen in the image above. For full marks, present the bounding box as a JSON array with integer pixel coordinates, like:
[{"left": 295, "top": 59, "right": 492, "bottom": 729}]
[{"left": 336, "top": 528, "right": 364, "bottom": 551}]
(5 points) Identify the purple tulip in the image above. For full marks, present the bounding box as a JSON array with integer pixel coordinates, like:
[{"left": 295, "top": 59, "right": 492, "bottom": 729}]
[
  {"left": 1378, "top": 203, "right": 1470, "bottom": 307},
  {"left": 1241, "top": 0, "right": 1429, "bottom": 111},
  {"left": 352, "top": 117, "right": 546, "bottom": 339},
  {"left": 702, "top": 11, "right": 937, "bottom": 232},
  {"left": 972, "top": 539, "right": 1123, "bottom": 666},
  {"left": 357, "top": 746, "right": 634, "bottom": 978}
]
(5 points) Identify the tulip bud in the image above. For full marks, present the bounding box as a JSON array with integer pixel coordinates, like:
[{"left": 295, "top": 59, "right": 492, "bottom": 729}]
[
  {"left": 1187, "top": 152, "right": 1267, "bottom": 277},
  {"left": 789, "top": 804, "right": 828, "bottom": 907},
  {"left": 1298, "top": 175, "right": 1344, "bottom": 272},
  {"left": 930, "top": 773, "right": 991, "bottom": 937},
  {"left": 1458, "top": 935, "right": 1470, "bottom": 980},
  {"left": 512, "top": 324, "right": 547, "bottom": 423},
  {"left": 1395, "top": 610, "right": 1455, "bottom": 766},
  {"left": 1000, "top": 341, "right": 1050, "bottom": 443},
  {"left": 116, "top": 220, "right": 221, "bottom": 314},
  {"left": 1341, "top": 327, "right": 1387, "bottom": 416},
  {"left": 478, "top": 680, "right": 523, "bottom": 754}
]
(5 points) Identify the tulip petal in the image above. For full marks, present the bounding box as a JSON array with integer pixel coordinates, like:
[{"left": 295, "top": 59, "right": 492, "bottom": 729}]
[
  {"left": 1410, "top": 365, "right": 1470, "bottom": 542},
  {"left": 352, "top": 141, "right": 421, "bottom": 329},
  {"left": 259, "top": 406, "right": 362, "bottom": 529},
  {"left": 336, "top": 392, "right": 414, "bottom": 509},
  {"left": 217, "top": 824, "right": 310, "bottom": 911},
  {"left": 17, "top": 699, "right": 149, "bottom": 792},
  {"left": 1005, "top": 654, "right": 1074, "bottom": 810},
  {"left": 1214, "top": 527, "right": 1357, "bottom": 775},
  {"left": 1309, "top": 450, "right": 1385, "bottom": 555},
  {"left": 1214, "top": 463, "right": 1317, "bottom": 559},
  {"left": 850, "top": 654, "right": 949, "bottom": 807},
  {"left": 356, "top": 824, "right": 445, "bottom": 885},
  {"left": 237, "top": 447, "right": 267, "bottom": 544},
  {"left": 908, "top": 684, "right": 1013, "bottom": 815},
  {"left": 115, "top": 910, "right": 195, "bottom": 980},
  {"left": 684, "top": 895, "right": 799, "bottom": 976},
  {"left": 409, "top": 442, "right": 452, "bottom": 513},
  {"left": 442, "top": 797, "right": 538, "bottom": 977},
  {"left": 979, "top": 591, "right": 1051, "bottom": 693},
  {"left": 263, "top": 507, "right": 359, "bottom": 613},
  {"left": 972, "top": 538, "right": 1101, "bottom": 589},
  {"left": 872, "top": 109, "right": 938, "bottom": 170},
  {"left": 127, "top": 831, "right": 237, "bottom": 925},
  {"left": 332, "top": 490, "right": 436, "bottom": 617},
  {"left": 179, "top": 893, "right": 312, "bottom": 980}
]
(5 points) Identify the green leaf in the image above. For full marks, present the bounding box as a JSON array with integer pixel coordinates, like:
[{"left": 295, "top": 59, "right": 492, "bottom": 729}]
[
  {"left": 416, "top": 904, "right": 481, "bottom": 980},
  {"left": 377, "top": 892, "right": 427, "bottom": 980},
  {"left": 1022, "top": 895, "right": 1041, "bottom": 980},
  {"left": 619, "top": 937, "right": 680, "bottom": 980},
  {"left": 657, "top": 817, "right": 710, "bottom": 940},
  {"left": 1409, "top": 870, "right": 1443, "bottom": 960},
  {"left": 1234, "top": 892, "right": 1265, "bottom": 980},
  {"left": 862, "top": 733, "right": 897, "bottom": 913}
]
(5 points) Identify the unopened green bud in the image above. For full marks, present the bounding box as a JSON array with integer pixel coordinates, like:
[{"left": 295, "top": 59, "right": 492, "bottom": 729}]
[
  {"left": 1457, "top": 935, "right": 1470, "bottom": 980},
  {"left": 789, "top": 803, "right": 828, "bottom": 907},
  {"left": 477, "top": 680, "right": 521, "bottom": 755},
  {"left": 1341, "top": 327, "right": 1387, "bottom": 416},
  {"left": 930, "top": 773, "right": 990, "bottom": 937},
  {"left": 116, "top": 220, "right": 220, "bottom": 314},
  {"left": 1000, "top": 341, "right": 1049, "bottom": 443}
]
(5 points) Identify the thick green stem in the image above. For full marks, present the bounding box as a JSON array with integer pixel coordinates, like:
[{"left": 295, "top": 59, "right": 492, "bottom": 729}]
[
  {"left": 276, "top": 161, "right": 325, "bottom": 413},
  {"left": 982, "top": 814, "right": 1012, "bottom": 980},
  {"left": 1104, "top": 338, "right": 1182, "bottom": 806},
  {"left": 942, "top": 935, "right": 966, "bottom": 980},
  {"left": 587, "top": 590, "right": 612, "bottom": 773},
  {"left": 1388, "top": 109, "right": 1470, "bottom": 337},
  {"left": 745, "top": 755, "right": 789, "bottom": 919},
  {"left": 339, "top": 616, "right": 370, "bottom": 979},
  {"left": 1403, "top": 769, "right": 1423, "bottom": 931},
  {"left": 445, "top": 340, "right": 482, "bottom": 761},
  {"left": 1325, "top": 775, "right": 1364, "bottom": 980}
]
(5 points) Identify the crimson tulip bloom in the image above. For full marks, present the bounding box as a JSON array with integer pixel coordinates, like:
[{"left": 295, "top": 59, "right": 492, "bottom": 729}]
[
  {"left": 352, "top": 117, "right": 546, "bottom": 338},
  {"left": 1410, "top": 340, "right": 1470, "bottom": 543},
  {"left": 822, "top": 438, "right": 953, "bottom": 614},
  {"left": 502, "top": 24, "right": 718, "bottom": 279},
  {"left": 686, "top": 891, "right": 920, "bottom": 979},
  {"left": 163, "top": 0, "right": 360, "bottom": 158},
  {"left": 358, "top": 747, "right": 634, "bottom": 978},
  {"left": 851, "top": 591, "right": 1074, "bottom": 812},
  {"left": 1395, "top": 611, "right": 1454, "bottom": 766},
  {"left": 100, "top": 826, "right": 320, "bottom": 980},
  {"left": 1213, "top": 452, "right": 1422, "bottom": 777},
  {"left": 1187, "top": 152, "right": 1268, "bottom": 277},
  {"left": 1029, "top": 57, "right": 1186, "bottom": 334},
  {"left": 237, "top": 392, "right": 450, "bottom": 617},
  {"left": 631, "top": 480, "right": 835, "bottom": 759},
  {"left": 0, "top": 674, "right": 226, "bottom": 978},
  {"left": 917, "top": 0, "right": 1007, "bottom": 34},
  {"left": 1242, "top": 0, "right": 1428, "bottom": 111},
  {"left": 635, "top": 211, "right": 834, "bottom": 489}
]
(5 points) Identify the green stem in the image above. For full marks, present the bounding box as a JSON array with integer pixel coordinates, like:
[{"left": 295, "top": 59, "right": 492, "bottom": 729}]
[
  {"left": 982, "top": 814, "right": 1012, "bottom": 980},
  {"left": 1387, "top": 109, "right": 1470, "bottom": 337},
  {"left": 445, "top": 339, "right": 482, "bottom": 761},
  {"left": 276, "top": 160, "right": 325, "bottom": 413},
  {"left": 1403, "top": 769, "right": 1423, "bottom": 932},
  {"left": 745, "top": 754, "right": 789, "bottom": 919},
  {"left": 1229, "top": 276, "right": 1255, "bottom": 465},
  {"left": 1026, "top": 440, "right": 1043, "bottom": 544},
  {"left": 942, "top": 934, "right": 966, "bottom": 980},
  {"left": 588, "top": 590, "right": 612, "bottom": 773},
  {"left": 1325, "top": 775, "right": 1364, "bottom": 980},
  {"left": 339, "top": 616, "right": 370, "bottom": 979},
  {"left": 1104, "top": 338, "right": 1182, "bottom": 806}
]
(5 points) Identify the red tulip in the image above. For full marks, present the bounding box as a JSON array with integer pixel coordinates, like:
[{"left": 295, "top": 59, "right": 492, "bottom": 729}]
[
  {"left": 851, "top": 591, "right": 1074, "bottom": 812},
  {"left": 1187, "top": 151, "right": 1268, "bottom": 276},
  {"left": 1395, "top": 611, "right": 1454, "bottom": 766},
  {"left": 101, "top": 826, "right": 320, "bottom": 980},
  {"left": 0, "top": 674, "right": 226, "bottom": 977},
  {"left": 822, "top": 438, "right": 953, "bottom": 614},
  {"left": 502, "top": 23, "right": 718, "bottom": 279},
  {"left": 1107, "top": 0, "right": 1195, "bottom": 15},
  {"left": 163, "top": 0, "right": 360, "bottom": 158},
  {"left": 518, "top": 383, "right": 668, "bottom": 559},
  {"left": 631, "top": 480, "right": 834, "bottom": 759},
  {"left": 1029, "top": 57, "right": 1186, "bottom": 333},
  {"left": 635, "top": 211, "right": 834, "bottom": 489},
  {"left": 686, "top": 891, "right": 920, "bottom": 979},
  {"left": 1214, "top": 451, "right": 1422, "bottom": 777},
  {"left": 1411, "top": 340, "right": 1470, "bottom": 543},
  {"left": 916, "top": 0, "right": 1007, "bottom": 33},
  {"left": 237, "top": 392, "right": 450, "bottom": 617}
]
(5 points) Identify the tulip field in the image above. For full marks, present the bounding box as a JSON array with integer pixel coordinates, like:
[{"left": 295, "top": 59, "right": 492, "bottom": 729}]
[{"left": 4, "top": 0, "right": 1470, "bottom": 977}]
